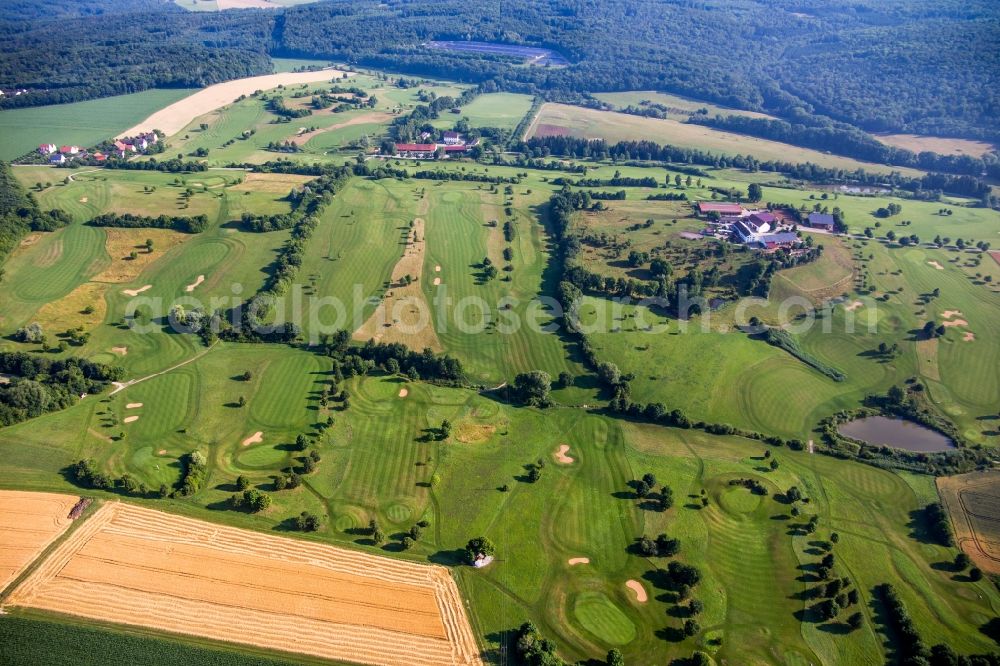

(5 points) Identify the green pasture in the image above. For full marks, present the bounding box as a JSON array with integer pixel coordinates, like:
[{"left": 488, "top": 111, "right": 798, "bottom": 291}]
[
  {"left": 1, "top": 370, "right": 996, "bottom": 664},
  {"left": 271, "top": 57, "right": 338, "bottom": 73},
  {"left": 298, "top": 178, "right": 412, "bottom": 334},
  {"left": 0, "top": 89, "right": 197, "bottom": 161},
  {"left": 430, "top": 92, "right": 535, "bottom": 131},
  {"left": 416, "top": 179, "right": 586, "bottom": 386},
  {"left": 528, "top": 103, "right": 926, "bottom": 177},
  {"left": 592, "top": 90, "right": 781, "bottom": 122},
  {"left": 2, "top": 168, "right": 294, "bottom": 374}
]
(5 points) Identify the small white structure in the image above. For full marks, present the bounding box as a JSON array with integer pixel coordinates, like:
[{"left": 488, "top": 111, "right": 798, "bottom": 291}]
[
  {"left": 442, "top": 131, "right": 463, "bottom": 145},
  {"left": 472, "top": 553, "right": 494, "bottom": 568}
]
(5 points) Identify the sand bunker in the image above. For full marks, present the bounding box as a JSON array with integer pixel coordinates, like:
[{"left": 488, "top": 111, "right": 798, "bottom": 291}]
[
  {"left": 942, "top": 310, "right": 964, "bottom": 319},
  {"left": 122, "top": 285, "right": 152, "bottom": 297},
  {"left": 157, "top": 449, "right": 167, "bottom": 455},
  {"left": 126, "top": 403, "right": 143, "bottom": 409},
  {"left": 241, "top": 431, "right": 264, "bottom": 447},
  {"left": 185, "top": 275, "right": 205, "bottom": 292},
  {"left": 844, "top": 300, "right": 863, "bottom": 311},
  {"left": 111, "top": 347, "right": 128, "bottom": 355},
  {"left": 928, "top": 261, "right": 944, "bottom": 270},
  {"left": 433, "top": 277, "right": 441, "bottom": 286},
  {"left": 942, "top": 318, "right": 968, "bottom": 328},
  {"left": 79, "top": 197, "right": 88, "bottom": 203},
  {"left": 567, "top": 557, "right": 590, "bottom": 566},
  {"left": 118, "top": 69, "right": 353, "bottom": 139},
  {"left": 963, "top": 331, "right": 976, "bottom": 342},
  {"left": 625, "top": 580, "right": 648, "bottom": 603},
  {"left": 5, "top": 502, "right": 484, "bottom": 666},
  {"left": 398, "top": 388, "right": 409, "bottom": 398},
  {"left": 435, "top": 265, "right": 441, "bottom": 272},
  {"left": 123, "top": 416, "right": 139, "bottom": 424},
  {"left": 553, "top": 444, "right": 574, "bottom": 464}
]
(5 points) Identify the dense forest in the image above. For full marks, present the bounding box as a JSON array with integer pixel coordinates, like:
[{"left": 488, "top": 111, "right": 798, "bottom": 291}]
[
  {"left": 0, "top": 1, "right": 272, "bottom": 107},
  {"left": 2, "top": 0, "right": 998, "bottom": 142}
]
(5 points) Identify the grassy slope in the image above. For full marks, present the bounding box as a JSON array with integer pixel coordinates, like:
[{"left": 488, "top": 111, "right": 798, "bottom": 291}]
[
  {"left": 0, "top": 374, "right": 995, "bottom": 664},
  {"left": 528, "top": 102, "right": 926, "bottom": 177},
  {"left": 2, "top": 168, "right": 295, "bottom": 375},
  {"left": 0, "top": 89, "right": 197, "bottom": 160},
  {"left": 430, "top": 92, "right": 535, "bottom": 131}
]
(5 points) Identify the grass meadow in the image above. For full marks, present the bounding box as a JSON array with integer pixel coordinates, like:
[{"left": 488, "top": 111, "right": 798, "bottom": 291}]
[
  {"left": 0, "top": 89, "right": 197, "bottom": 161},
  {"left": 527, "top": 103, "right": 927, "bottom": 177},
  {"left": 429, "top": 92, "right": 535, "bottom": 131},
  {"left": 2, "top": 88, "right": 999, "bottom": 663},
  {"left": 592, "top": 90, "right": 781, "bottom": 122},
  {"left": 1, "top": 371, "right": 996, "bottom": 664}
]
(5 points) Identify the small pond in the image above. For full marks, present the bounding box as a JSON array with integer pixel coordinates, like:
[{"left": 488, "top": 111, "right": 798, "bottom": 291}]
[{"left": 837, "top": 416, "right": 955, "bottom": 452}]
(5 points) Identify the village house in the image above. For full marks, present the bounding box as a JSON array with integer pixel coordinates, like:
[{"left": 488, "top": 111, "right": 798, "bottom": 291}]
[
  {"left": 37, "top": 143, "right": 57, "bottom": 155},
  {"left": 442, "top": 130, "right": 463, "bottom": 145},
  {"left": 59, "top": 145, "right": 80, "bottom": 155},
  {"left": 746, "top": 211, "right": 775, "bottom": 234},
  {"left": 48, "top": 153, "right": 66, "bottom": 165}
]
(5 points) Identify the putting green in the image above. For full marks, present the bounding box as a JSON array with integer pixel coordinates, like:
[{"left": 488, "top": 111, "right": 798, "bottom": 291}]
[{"left": 573, "top": 591, "right": 637, "bottom": 646}]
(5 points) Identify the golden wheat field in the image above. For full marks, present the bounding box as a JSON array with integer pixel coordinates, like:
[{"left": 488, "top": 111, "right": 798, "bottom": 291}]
[
  {"left": 6, "top": 501, "right": 483, "bottom": 666},
  {"left": 0, "top": 490, "right": 79, "bottom": 593}
]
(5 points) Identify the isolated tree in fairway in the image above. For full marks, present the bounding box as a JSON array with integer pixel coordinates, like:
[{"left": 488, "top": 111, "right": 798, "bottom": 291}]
[
  {"left": 847, "top": 612, "right": 864, "bottom": 630},
  {"left": 682, "top": 619, "right": 700, "bottom": 636},
  {"left": 236, "top": 475, "right": 249, "bottom": 491},
  {"left": 659, "top": 485, "right": 674, "bottom": 511},
  {"left": 464, "top": 536, "right": 496, "bottom": 564},
  {"left": 606, "top": 648, "right": 625, "bottom": 666},
  {"left": 295, "top": 511, "right": 320, "bottom": 531},
  {"left": 747, "top": 183, "right": 763, "bottom": 203},
  {"left": 440, "top": 419, "right": 452, "bottom": 439}
]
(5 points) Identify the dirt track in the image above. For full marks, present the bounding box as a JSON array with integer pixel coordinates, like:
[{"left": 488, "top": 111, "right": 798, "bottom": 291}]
[
  {"left": 0, "top": 490, "right": 78, "bottom": 593},
  {"left": 6, "top": 502, "right": 483, "bottom": 666},
  {"left": 118, "top": 69, "right": 353, "bottom": 139}
]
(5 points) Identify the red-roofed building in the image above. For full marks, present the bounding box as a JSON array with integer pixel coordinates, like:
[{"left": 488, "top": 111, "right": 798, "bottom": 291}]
[
  {"left": 59, "top": 145, "right": 79, "bottom": 155},
  {"left": 38, "top": 143, "right": 57, "bottom": 155},
  {"left": 444, "top": 145, "right": 468, "bottom": 152},
  {"left": 697, "top": 202, "right": 744, "bottom": 216},
  {"left": 395, "top": 143, "right": 438, "bottom": 157}
]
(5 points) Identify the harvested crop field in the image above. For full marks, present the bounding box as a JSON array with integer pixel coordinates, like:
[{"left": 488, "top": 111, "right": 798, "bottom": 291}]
[
  {"left": 118, "top": 68, "right": 353, "bottom": 138},
  {"left": 937, "top": 471, "right": 1000, "bottom": 574},
  {"left": 874, "top": 133, "right": 995, "bottom": 157},
  {"left": 6, "top": 502, "right": 483, "bottom": 665},
  {"left": 0, "top": 491, "right": 79, "bottom": 593}
]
